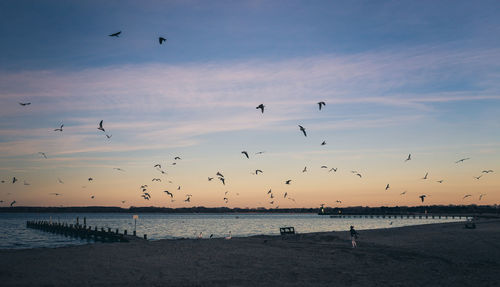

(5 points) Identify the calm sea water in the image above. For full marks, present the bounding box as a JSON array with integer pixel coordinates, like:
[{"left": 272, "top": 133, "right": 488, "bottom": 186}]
[{"left": 0, "top": 213, "right": 464, "bottom": 249}]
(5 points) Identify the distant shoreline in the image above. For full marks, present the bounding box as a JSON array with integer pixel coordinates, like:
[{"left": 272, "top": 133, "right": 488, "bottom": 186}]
[{"left": 1, "top": 205, "right": 499, "bottom": 216}]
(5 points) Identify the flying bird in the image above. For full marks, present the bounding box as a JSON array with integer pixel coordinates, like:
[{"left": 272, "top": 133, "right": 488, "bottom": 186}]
[
  {"left": 336, "top": 200, "right": 342, "bottom": 203},
  {"left": 216, "top": 172, "right": 224, "bottom": 178},
  {"left": 90, "top": 195, "right": 95, "bottom": 199},
  {"left": 10, "top": 200, "right": 16, "bottom": 207},
  {"left": 109, "top": 31, "right": 121, "bottom": 37},
  {"left": 241, "top": 151, "right": 249, "bottom": 159},
  {"left": 57, "top": 178, "right": 64, "bottom": 184},
  {"left": 479, "top": 194, "right": 486, "bottom": 200},
  {"left": 88, "top": 177, "right": 93, "bottom": 182},
  {"left": 436, "top": 180, "right": 444, "bottom": 183},
  {"left": 113, "top": 168, "right": 125, "bottom": 172},
  {"left": 455, "top": 158, "right": 470, "bottom": 164},
  {"left": 256, "top": 104, "right": 265, "bottom": 114},
  {"left": 255, "top": 151, "right": 265, "bottom": 154},
  {"left": 38, "top": 152, "right": 47, "bottom": 159},
  {"left": 270, "top": 193, "right": 274, "bottom": 199},
  {"left": 163, "top": 190, "right": 173, "bottom": 198},
  {"left": 285, "top": 180, "right": 292, "bottom": 185},
  {"left": 321, "top": 166, "right": 328, "bottom": 169},
  {"left": 177, "top": 186, "right": 181, "bottom": 190},
  {"left": 298, "top": 125, "right": 307, "bottom": 137},
  {"left": 422, "top": 172, "right": 428, "bottom": 180},
  {"left": 482, "top": 170, "right": 494, "bottom": 173},
  {"left": 19, "top": 102, "right": 31, "bottom": 106},
  {"left": 54, "top": 124, "right": 64, "bottom": 132},
  {"left": 405, "top": 154, "right": 411, "bottom": 162},
  {"left": 463, "top": 194, "right": 472, "bottom": 199},
  {"left": 355, "top": 173, "right": 362, "bottom": 178},
  {"left": 159, "top": 37, "right": 167, "bottom": 44},
  {"left": 302, "top": 166, "right": 307, "bottom": 172},
  {"left": 219, "top": 177, "right": 225, "bottom": 185},
  {"left": 12, "top": 177, "right": 17, "bottom": 184},
  {"left": 255, "top": 169, "right": 263, "bottom": 175},
  {"left": 329, "top": 168, "right": 337, "bottom": 173},
  {"left": 97, "top": 120, "right": 105, "bottom": 132},
  {"left": 317, "top": 101, "right": 326, "bottom": 110},
  {"left": 473, "top": 175, "right": 482, "bottom": 180},
  {"left": 50, "top": 193, "right": 61, "bottom": 196},
  {"left": 121, "top": 200, "right": 126, "bottom": 204},
  {"left": 208, "top": 177, "right": 213, "bottom": 181},
  {"left": 174, "top": 157, "right": 181, "bottom": 160},
  {"left": 267, "top": 189, "right": 272, "bottom": 194},
  {"left": 152, "top": 178, "right": 161, "bottom": 182},
  {"left": 321, "top": 141, "right": 326, "bottom": 146},
  {"left": 283, "top": 192, "right": 287, "bottom": 198},
  {"left": 106, "top": 134, "right": 112, "bottom": 139},
  {"left": 419, "top": 195, "right": 426, "bottom": 202},
  {"left": 385, "top": 184, "right": 390, "bottom": 191}
]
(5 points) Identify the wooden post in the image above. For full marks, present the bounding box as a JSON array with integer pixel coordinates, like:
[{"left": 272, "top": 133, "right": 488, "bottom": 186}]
[
  {"left": 124, "top": 230, "right": 127, "bottom": 235},
  {"left": 144, "top": 234, "right": 147, "bottom": 240}
]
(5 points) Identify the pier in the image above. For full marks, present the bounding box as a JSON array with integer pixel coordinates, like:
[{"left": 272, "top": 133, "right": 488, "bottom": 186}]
[{"left": 26, "top": 220, "right": 147, "bottom": 243}]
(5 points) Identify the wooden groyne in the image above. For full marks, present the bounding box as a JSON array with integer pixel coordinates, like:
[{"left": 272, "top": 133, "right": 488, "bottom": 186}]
[
  {"left": 327, "top": 214, "right": 470, "bottom": 220},
  {"left": 26, "top": 220, "right": 147, "bottom": 243}
]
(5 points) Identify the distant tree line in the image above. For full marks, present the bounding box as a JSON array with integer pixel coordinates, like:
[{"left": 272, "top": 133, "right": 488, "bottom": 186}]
[{"left": 0, "top": 204, "right": 498, "bottom": 215}]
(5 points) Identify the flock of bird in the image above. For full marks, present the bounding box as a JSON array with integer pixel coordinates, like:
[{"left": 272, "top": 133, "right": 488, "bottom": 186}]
[{"left": 1, "top": 31, "right": 495, "bottom": 209}]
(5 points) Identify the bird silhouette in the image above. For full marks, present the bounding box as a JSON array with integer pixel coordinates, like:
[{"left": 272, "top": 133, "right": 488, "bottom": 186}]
[
  {"left": 208, "top": 177, "right": 213, "bottom": 181},
  {"left": 285, "top": 180, "right": 292, "bottom": 185},
  {"left": 255, "top": 151, "right": 265, "bottom": 154},
  {"left": 109, "top": 31, "right": 121, "bottom": 37},
  {"left": 298, "top": 125, "right": 307, "bottom": 137},
  {"left": 463, "top": 194, "right": 472, "bottom": 199},
  {"left": 479, "top": 194, "right": 486, "bottom": 200},
  {"left": 482, "top": 170, "right": 494, "bottom": 173},
  {"left": 419, "top": 195, "right": 426, "bottom": 202},
  {"left": 385, "top": 184, "right": 390, "bottom": 191},
  {"left": 50, "top": 193, "right": 61, "bottom": 196},
  {"left": 38, "top": 152, "right": 47, "bottom": 159},
  {"left": 270, "top": 193, "right": 274, "bottom": 199},
  {"left": 54, "top": 124, "right": 64, "bottom": 132},
  {"left": 455, "top": 158, "right": 470, "bottom": 163},
  {"left": 98, "top": 120, "right": 105, "bottom": 132},
  {"left": 336, "top": 200, "right": 342, "bottom": 203},
  {"left": 106, "top": 134, "right": 112, "bottom": 139},
  {"left": 57, "top": 178, "right": 64, "bottom": 184},
  {"left": 113, "top": 168, "right": 125, "bottom": 172},
  {"left": 241, "top": 151, "right": 249, "bottom": 159},
  {"left": 321, "top": 141, "right": 326, "bottom": 146},
  {"left": 10, "top": 200, "right": 16, "bottom": 207},
  {"left": 436, "top": 180, "right": 444, "bottom": 183},
  {"left": 219, "top": 177, "right": 225, "bottom": 185},
  {"left": 19, "top": 102, "right": 31, "bottom": 106},
  {"left": 405, "top": 154, "right": 411, "bottom": 162},
  {"left": 422, "top": 172, "right": 428, "bottom": 180},
  {"left": 255, "top": 169, "right": 263, "bottom": 175},
  {"left": 121, "top": 200, "right": 126, "bottom": 204},
  {"left": 284, "top": 192, "right": 287, "bottom": 198},
  {"left": 223, "top": 197, "right": 228, "bottom": 203},
  {"left": 88, "top": 178, "right": 93, "bottom": 182},
  {"left": 329, "top": 168, "right": 337, "bottom": 172},
  {"left": 12, "top": 177, "right": 17, "bottom": 184},
  {"left": 318, "top": 101, "right": 326, "bottom": 110},
  {"left": 473, "top": 175, "right": 482, "bottom": 180},
  {"left": 159, "top": 37, "right": 167, "bottom": 44},
  {"left": 256, "top": 104, "right": 265, "bottom": 114},
  {"left": 355, "top": 173, "right": 362, "bottom": 178},
  {"left": 177, "top": 186, "right": 181, "bottom": 190},
  {"left": 174, "top": 156, "right": 181, "bottom": 160},
  {"left": 321, "top": 165, "right": 328, "bottom": 169},
  {"left": 152, "top": 178, "right": 161, "bottom": 182},
  {"left": 400, "top": 191, "right": 407, "bottom": 195},
  {"left": 163, "top": 190, "right": 173, "bottom": 198},
  {"left": 302, "top": 166, "right": 307, "bottom": 172},
  {"left": 91, "top": 195, "right": 95, "bottom": 199},
  {"left": 216, "top": 172, "right": 224, "bottom": 178},
  {"left": 267, "top": 189, "right": 272, "bottom": 194}
]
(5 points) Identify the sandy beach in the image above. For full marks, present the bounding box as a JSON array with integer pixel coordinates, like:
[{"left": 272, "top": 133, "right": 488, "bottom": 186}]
[{"left": 1, "top": 219, "right": 499, "bottom": 286}]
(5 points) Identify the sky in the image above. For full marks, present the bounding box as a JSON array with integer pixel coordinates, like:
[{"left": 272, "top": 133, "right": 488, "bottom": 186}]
[{"left": 0, "top": 0, "right": 499, "bottom": 208}]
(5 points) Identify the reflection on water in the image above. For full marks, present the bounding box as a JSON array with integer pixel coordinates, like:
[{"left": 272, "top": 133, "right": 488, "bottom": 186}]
[{"left": 0, "top": 213, "right": 464, "bottom": 249}]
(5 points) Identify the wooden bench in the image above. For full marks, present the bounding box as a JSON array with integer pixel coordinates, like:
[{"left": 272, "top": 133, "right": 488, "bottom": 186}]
[{"left": 280, "top": 227, "right": 295, "bottom": 239}]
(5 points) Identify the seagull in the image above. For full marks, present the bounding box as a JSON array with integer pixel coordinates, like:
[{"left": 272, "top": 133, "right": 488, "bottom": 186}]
[
  {"left": 479, "top": 194, "right": 486, "bottom": 200},
  {"left": 321, "top": 166, "right": 328, "bottom": 169},
  {"left": 223, "top": 197, "right": 228, "bottom": 203},
  {"left": 269, "top": 201, "right": 274, "bottom": 205},
  {"left": 106, "top": 134, "right": 112, "bottom": 139},
  {"left": 219, "top": 177, "right": 225, "bottom": 185},
  {"left": 256, "top": 104, "right": 265, "bottom": 114},
  {"left": 163, "top": 190, "right": 173, "bottom": 198},
  {"left": 38, "top": 152, "right": 47, "bottom": 159},
  {"left": 298, "top": 125, "right": 307, "bottom": 137},
  {"left": 285, "top": 180, "right": 292, "bottom": 185},
  {"left": 255, "top": 151, "right": 265, "bottom": 154},
  {"left": 97, "top": 120, "right": 105, "bottom": 132},
  {"left": 422, "top": 172, "right": 428, "bottom": 180},
  {"left": 302, "top": 166, "right": 308, "bottom": 173},
  {"left": 270, "top": 193, "right": 274, "bottom": 199},
  {"left": 140, "top": 185, "right": 148, "bottom": 189},
  {"left": 208, "top": 177, "right": 213, "bottom": 181},
  {"left": 455, "top": 158, "right": 470, "bottom": 164},
  {"left": 216, "top": 172, "right": 224, "bottom": 178},
  {"left": 336, "top": 200, "right": 342, "bottom": 203},
  {"left": 141, "top": 194, "right": 150, "bottom": 200},
  {"left": 172, "top": 162, "right": 176, "bottom": 165},
  {"left": 283, "top": 192, "right": 287, "bottom": 198},
  {"left": 463, "top": 194, "right": 472, "bottom": 199},
  {"left": 184, "top": 195, "right": 192, "bottom": 202},
  {"left": 473, "top": 175, "right": 482, "bottom": 180},
  {"left": 329, "top": 168, "right": 337, "bottom": 172},
  {"left": 419, "top": 195, "right": 426, "bottom": 202},
  {"left": 88, "top": 177, "right": 93, "bottom": 182},
  {"left": 405, "top": 154, "right": 411, "bottom": 162},
  {"left": 19, "top": 102, "right": 31, "bottom": 106},
  {"left": 54, "top": 124, "right": 64, "bottom": 132},
  {"left": 317, "top": 101, "right": 326, "bottom": 111},
  {"left": 109, "top": 31, "right": 121, "bottom": 37},
  {"left": 174, "top": 157, "right": 181, "bottom": 160},
  {"left": 113, "top": 168, "right": 125, "bottom": 172},
  {"left": 436, "top": 180, "right": 444, "bottom": 183},
  {"left": 241, "top": 151, "right": 249, "bottom": 159},
  {"left": 355, "top": 173, "right": 362, "bottom": 178},
  {"left": 12, "top": 177, "right": 17, "bottom": 184},
  {"left": 482, "top": 170, "right": 494, "bottom": 173},
  {"left": 255, "top": 169, "right": 263, "bottom": 175},
  {"left": 159, "top": 37, "right": 167, "bottom": 44},
  {"left": 267, "top": 189, "right": 272, "bottom": 194},
  {"left": 10, "top": 200, "right": 16, "bottom": 207},
  {"left": 152, "top": 178, "right": 161, "bottom": 182},
  {"left": 321, "top": 141, "right": 326, "bottom": 146},
  {"left": 50, "top": 193, "right": 61, "bottom": 196},
  {"left": 385, "top": 184, "right": 390, "bottom": 191},
  {"left": 177, "top": 186, "right": 181, "bottom": 190}
]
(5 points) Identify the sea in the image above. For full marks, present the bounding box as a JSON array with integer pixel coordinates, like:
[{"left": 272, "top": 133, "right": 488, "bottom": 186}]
[{"left": 0, "top": 213, "right": 465, "bottom": 249}]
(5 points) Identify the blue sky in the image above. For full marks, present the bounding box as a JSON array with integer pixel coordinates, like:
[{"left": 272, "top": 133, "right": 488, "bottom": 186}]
[{"left": 0, "top": 0, "right": 499, "bottom": 207}]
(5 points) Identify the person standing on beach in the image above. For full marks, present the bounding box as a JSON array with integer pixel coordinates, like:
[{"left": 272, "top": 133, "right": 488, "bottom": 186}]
[{"left": 350, "top": 226, "right": 359, "bottom": 248}]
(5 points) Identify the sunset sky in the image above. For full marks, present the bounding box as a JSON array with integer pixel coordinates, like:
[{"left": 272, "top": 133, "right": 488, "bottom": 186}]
[{"left": 0, "top": 0, "right": 499, "bottom": 208}]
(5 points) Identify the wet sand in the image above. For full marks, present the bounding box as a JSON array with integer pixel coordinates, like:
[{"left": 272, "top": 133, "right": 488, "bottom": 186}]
[{"left": 1, "top": 219, "right": 499, "bottom": 286}]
